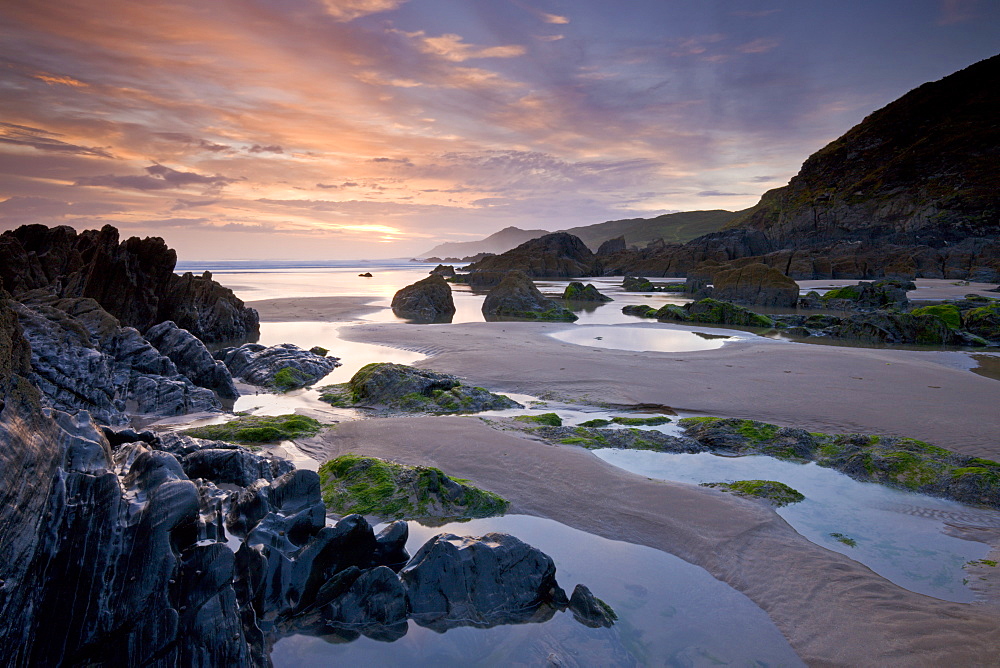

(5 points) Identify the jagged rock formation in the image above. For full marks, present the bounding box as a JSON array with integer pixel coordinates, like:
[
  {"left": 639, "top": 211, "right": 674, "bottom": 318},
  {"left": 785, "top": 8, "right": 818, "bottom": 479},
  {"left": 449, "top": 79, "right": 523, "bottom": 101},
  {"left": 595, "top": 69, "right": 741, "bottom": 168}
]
[
  {"left": 390, "top": 274, "right": 456, "bottom": 323},
  {"left": 428, "top": 264, "right": 456, "bottom": 277},
  {"left": 482, "top": 270, "right": 578, "bottom": 321},
  {"left": 467, "top": 233, "right": 596, "bottom": 278},
  {"left": 13, "top": 292, "right": 221, "bottom": 425},
  {"left": 216, "top": 343, "right": 341, "bottom": 391},
  {"left": 146, "top": 320, "right": 239, "bottom": 400},
  {"left": 711, "top": 263, "right": 800, "bottom": 307},
  {"left": 0, "top": 224, "right": 259, "bottom": 343},
  {"left": 601, "top": 55, "right": 1000, "bottom": 281}
]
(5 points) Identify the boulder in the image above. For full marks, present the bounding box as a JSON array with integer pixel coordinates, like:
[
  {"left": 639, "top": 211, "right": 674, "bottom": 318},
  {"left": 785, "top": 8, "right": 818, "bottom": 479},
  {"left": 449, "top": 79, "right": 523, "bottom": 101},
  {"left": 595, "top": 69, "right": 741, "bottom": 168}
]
[
  {"left": 401, "top": 532, "right": 569, "bottom": 631},
  {"left": 183, "top": 448, "right": 295, "bottom": 488},
  {"left": 216, "top": 343, "right": 341, "bottom": 391},
  {"left": 146, "top": 321, "right": 239, "bottom": 399},
  {"left": 964, "top": 302, "right": 1000, "bottom": 340},
  {"left": 465, "top": 232, "right": 596, "bottom": 278},
  {"left": 563, "top": 282, "right": 612, "bottom": 301},
  {"left": 330, "top": 362, "right": 521, "bottom": 413},
  {"left": 596, "top": 236, "right": 626, "bottom": 256},
  {"left": 390, "top": 274, "right": 456, "bottom": 323},
  {"left": 568, "top": 584, "right": 617, "bottom": 628},
  {"left": 657, "top": 298, "right": 775, "bottom": 328},
  {"left": 482, "top": 271, "right": 578, "bottom": 321},
  {"left": 622, "top": 275, "right": 655, "bottom": 292},
  {"left": 712, "top": 263, "right": 799, "bottom": 307},
  {"left": 428, "top": 264, "right": 455, "bottom": 277}
]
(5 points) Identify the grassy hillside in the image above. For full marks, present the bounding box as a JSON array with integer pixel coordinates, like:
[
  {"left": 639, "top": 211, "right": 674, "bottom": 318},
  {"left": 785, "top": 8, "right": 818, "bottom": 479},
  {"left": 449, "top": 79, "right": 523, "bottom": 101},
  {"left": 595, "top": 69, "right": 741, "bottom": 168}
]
[{"left": 562, "top": 210, "right": 740, "bottom": 250}]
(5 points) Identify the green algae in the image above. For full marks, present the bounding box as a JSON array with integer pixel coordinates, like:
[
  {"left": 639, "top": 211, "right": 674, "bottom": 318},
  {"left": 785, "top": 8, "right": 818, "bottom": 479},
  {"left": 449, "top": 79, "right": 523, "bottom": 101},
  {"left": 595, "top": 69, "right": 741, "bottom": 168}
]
[
  {"left": 700, "top": 479, "right": 805, "bottom": 506},
  {"left": 514, "top": 412, "right": 563, "bottom": 427},
  {"left": 318, "top": 453, "right": 509, "bottom": 520},
  {"left": 183, "top": 413, "right": 323, "bottom": 443}
]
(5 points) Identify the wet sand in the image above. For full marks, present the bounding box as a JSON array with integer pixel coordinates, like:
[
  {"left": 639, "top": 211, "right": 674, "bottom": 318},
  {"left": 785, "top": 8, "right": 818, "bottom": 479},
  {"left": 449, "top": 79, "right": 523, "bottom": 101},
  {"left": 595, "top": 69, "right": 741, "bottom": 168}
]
[{"left": 247, "top": 295, "right": 386, "bottom": 322}]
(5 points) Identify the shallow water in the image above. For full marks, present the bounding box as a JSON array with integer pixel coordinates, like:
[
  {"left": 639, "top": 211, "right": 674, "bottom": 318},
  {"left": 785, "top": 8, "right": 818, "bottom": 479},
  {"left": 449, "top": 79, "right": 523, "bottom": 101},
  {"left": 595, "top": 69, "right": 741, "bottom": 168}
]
[
  {"left": 270, "top": 514, "right": 804, "bottom": 667},
  {"left": 593, "top": 449, "right": 997, "bottom": 602},
  {"left": 548, "top": 324, "right": 734, "bottom": 352}
]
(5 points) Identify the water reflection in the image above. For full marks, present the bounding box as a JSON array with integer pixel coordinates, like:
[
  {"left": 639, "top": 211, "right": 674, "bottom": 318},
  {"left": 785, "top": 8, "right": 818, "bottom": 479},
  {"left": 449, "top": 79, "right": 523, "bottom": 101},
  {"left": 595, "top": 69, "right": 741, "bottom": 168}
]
[
  {"left": 594, "top": 450, "right": 996, "bottom": 602},
  {"left": 548, "top": 325, "right": 735, "bottom": 352},
  {"left": 271, "top": 515, "right": 803, "bottom": 667}
]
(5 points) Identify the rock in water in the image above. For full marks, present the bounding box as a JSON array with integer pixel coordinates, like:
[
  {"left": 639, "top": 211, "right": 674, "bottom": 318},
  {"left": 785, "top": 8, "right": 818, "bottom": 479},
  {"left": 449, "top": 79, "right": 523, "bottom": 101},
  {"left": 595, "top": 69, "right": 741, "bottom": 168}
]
[
  {"left": 401, "top": 532, "right": 569, "bottom": 631},
  {"left": 563, "top": 281, "right": 612, "bottom": 301},
  {"left": 711, "top": 263, "right": 800, "bottom": 307},
  {"left": 146, "top": 320, "right": 239, "bottom": 399},
  {"left": 465, "top": 232, "right": 596, "bottom": 278},
  {"left": 216, "top": 342, "right": 341, "bottom": 391},
  {"left": 622, "top": 275, "right": 655, "bottom": 292},
  {"left": 429, "top": 264, "right": 456, "bottom": 277},
  {"left": 391, "top": 274, "right": 456, "bottom": 323},
  {"left": 568, "top": 584, "right": 618, "bottom": 628},
  {"left": 482, "top": 271, "right": 578, "bottom": 321}
]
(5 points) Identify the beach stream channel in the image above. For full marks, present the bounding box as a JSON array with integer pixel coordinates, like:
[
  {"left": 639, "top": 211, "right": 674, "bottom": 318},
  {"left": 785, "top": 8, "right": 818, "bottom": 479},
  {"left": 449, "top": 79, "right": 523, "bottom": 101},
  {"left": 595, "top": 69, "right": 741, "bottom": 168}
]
[{"left": 161, "top": 261, "right": 1000, "bottom": 664}]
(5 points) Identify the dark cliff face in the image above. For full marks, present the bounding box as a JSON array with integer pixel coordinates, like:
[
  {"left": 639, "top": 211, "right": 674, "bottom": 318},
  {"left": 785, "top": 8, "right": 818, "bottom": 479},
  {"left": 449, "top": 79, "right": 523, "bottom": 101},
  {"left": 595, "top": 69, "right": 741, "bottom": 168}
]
[
  {"left": 0, "top": 224, "right": 258, "bottom": 343},
  {"left": 729, "top": 53, "right": 1000, "bottom": 248}
]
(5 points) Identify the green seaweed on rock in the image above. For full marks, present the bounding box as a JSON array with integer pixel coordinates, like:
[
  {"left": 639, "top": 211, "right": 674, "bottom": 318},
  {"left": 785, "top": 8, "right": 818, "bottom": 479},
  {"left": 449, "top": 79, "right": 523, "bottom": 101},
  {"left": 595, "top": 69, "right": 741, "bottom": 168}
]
[
  {"left": 182, "top": 414, "right": 323, "bottom": 443},
  {"left": 318, "top": 453, "right": 509, "bottom": 520},
  {"left": 700, "top": 480, "right": 805, "bottom": 506}
]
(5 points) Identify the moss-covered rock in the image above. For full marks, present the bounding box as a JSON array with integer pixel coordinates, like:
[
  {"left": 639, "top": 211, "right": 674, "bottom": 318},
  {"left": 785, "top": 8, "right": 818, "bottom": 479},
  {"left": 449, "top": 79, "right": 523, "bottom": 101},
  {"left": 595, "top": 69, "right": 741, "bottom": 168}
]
[
  {"left": 964, "top": 302, "right": 1000, "bottom": 340},
  {"left": 318, "top": 454, "right": 509, "bottom": 520},
  {"left": 482, "top": 270, "right": 578, "bottom": 321},
  {"left": 182, "top": 413, "right": 323, "bottom": 443},
  {"left": 514, "top": 412, "right": 562, "bottom": 427},
  {"left": 610, "top": 415, "right": 671, "bottom": 426},
  {"left": 910, "top": 304, "right": 962, "bottom": 329},
  {"left": 700, "top": 480, "right": 805, "bottom": 506},
  {"left": 622, "top": 276, "right": 655, "bottom": 292},
  {"left": 563, "top": 282, "right": 613, "bottom": 302},
  {"left": 319, "top": 363, "right": 522, "bottom": 413},
  {"left": 712, "top": 263, "right": 800, "bottom": 307},
  {"left": 651, "top": 298, "right": 774, "bottom": 328},
  {"left": 621, "top": 304, "right": 657, "bottom": 318},
  {"left": 678, "top": 417, "right": 1000, "bottom": 507}
]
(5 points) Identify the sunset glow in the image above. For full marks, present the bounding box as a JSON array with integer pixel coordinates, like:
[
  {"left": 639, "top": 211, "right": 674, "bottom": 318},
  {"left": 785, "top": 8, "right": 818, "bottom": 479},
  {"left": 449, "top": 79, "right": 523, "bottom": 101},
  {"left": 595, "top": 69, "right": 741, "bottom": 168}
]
[{"left": 1, "top": 0, "right": 997, "bottom": 259}]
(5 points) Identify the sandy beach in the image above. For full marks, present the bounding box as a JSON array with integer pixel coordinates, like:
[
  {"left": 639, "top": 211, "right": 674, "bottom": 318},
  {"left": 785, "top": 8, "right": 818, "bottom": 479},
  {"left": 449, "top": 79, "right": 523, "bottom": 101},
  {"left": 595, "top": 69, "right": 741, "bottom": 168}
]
[
  {"left": 248, "top": 295, "right": 386, "bottom": 322},
  {"left": 273, "top": 293, "right": 1000, "bottom": 665}
]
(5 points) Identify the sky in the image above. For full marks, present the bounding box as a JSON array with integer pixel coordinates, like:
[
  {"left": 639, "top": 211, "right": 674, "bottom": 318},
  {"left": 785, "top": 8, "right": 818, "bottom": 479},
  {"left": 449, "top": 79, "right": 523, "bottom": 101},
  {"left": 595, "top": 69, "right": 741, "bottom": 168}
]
[{"left": 1, "top": 1, "right": 998, "bottom": 260}]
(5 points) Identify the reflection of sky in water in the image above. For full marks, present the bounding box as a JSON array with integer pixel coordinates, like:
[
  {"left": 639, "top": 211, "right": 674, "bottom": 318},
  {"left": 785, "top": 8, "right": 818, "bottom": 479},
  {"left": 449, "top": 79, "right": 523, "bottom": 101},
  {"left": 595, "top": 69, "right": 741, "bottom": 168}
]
[
  {"left": 271, "top": 514, "right": 803, "bottom": 668},
  {"left": 593, "top": 450, "right": 996, "bottom": 602},
  {"left": 548, "top": 325, "right": 733, "bottom": 352}
]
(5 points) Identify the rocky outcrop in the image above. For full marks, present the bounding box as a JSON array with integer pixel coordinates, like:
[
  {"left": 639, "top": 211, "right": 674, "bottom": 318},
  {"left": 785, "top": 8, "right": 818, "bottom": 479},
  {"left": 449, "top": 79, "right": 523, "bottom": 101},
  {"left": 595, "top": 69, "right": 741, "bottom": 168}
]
[
  {"left": 622, "top": 275, "right": 655, "bottom": 292},
  {"left": 597, "top": 236, "right": 626, "bottom": 255},
  {"left": 808, "top": 279, "right": 913, "bottom": 310},
  {"left": 0, "top": 224, "right": 259, "bottom": 343},
  {"left": 14, "top": 293, "right": 221, "bottom": 426},
  {"left": 146, "top": 320, "right": 238, "bottom": 400},
  {"left": 401, "top": 532, "right": 569, "bottom": 631},
  {"left": 390, "top": 274, "right": 456, "bottom": 323},
  {"left": 482, "top": 270, "right": 578, "bottom": 321},
  {"left": 599, "top": 56, "right": 1000, "bottom": 282},
  {"left": 466, "top": 232, "right": 596, "bottom": 278},
  {"left": 216, "top": 343, "right": 341, "bottom": 391},
  {"left": 428, "top": 264, "right": 455, "bottom": 277},
  {"left": 563, "top": 281, "right": 612, "bottom": 301},
  {"left": 711, "top": 263, "right": 799, "bottom": 307},
  {"left": 320, "top": 362, "right": 522, "bottom": 413}
]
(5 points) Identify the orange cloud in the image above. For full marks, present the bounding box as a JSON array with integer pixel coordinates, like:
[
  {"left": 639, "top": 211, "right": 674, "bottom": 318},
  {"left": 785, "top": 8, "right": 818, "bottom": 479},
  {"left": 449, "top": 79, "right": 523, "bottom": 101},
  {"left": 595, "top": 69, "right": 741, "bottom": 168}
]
[{"left": 321, "top": 0, "right": 407, "bottom": 22}]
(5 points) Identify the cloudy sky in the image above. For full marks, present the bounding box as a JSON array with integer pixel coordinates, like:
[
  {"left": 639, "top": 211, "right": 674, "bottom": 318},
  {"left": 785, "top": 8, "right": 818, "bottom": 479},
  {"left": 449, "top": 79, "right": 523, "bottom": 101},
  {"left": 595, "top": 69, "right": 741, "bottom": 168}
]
[{"left": 1, "top": 1, "right": 998, "bottom": 259}]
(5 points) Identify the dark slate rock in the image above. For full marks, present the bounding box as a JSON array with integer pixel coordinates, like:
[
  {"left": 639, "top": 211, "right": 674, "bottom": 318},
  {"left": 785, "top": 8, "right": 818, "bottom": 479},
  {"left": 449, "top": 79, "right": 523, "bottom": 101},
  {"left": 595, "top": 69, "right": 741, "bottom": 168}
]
[
  {"left": 597, "top": 236, "right": 626, "bottom": 256},
  {"left": 568, "top": 584, "right": 617, "bottom": 628},
  {"left": 0, "top": 223, "right": 258, "bottom": 343},
  {"left": 712, "top": 263, "right": 800, "bottom": 308},
  {"left": 374, "top": 520, "right": 410, "bottom": 567},
  {"left": 401, "top": 532, "right": 568, "bottom": 631},
  {"left": 323, "top": 565, "right": 410, "bottom": 639},
  {"left": 391, "top": 274, "right": 456, "bottom": 323},
  {"left": 482, "top": 270, "right": 577, "bottom": 321},
  {"left": 429, "top": 264, "right": 455, "bottom": 276},
  {"left": 621, "top": 275, "right": 655, "bottom": 292},
  {"left": 343, "top": 362, "right": 521, "bottom": 412},
  {"left": 216, "top": 342, "right": 341, "bottom": 390},
  {"left": 183, "top": 448, "right": 295, "bottom": 488},
  {"left": 146, "top": 320, "right": 239, "bottom": 399}
]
